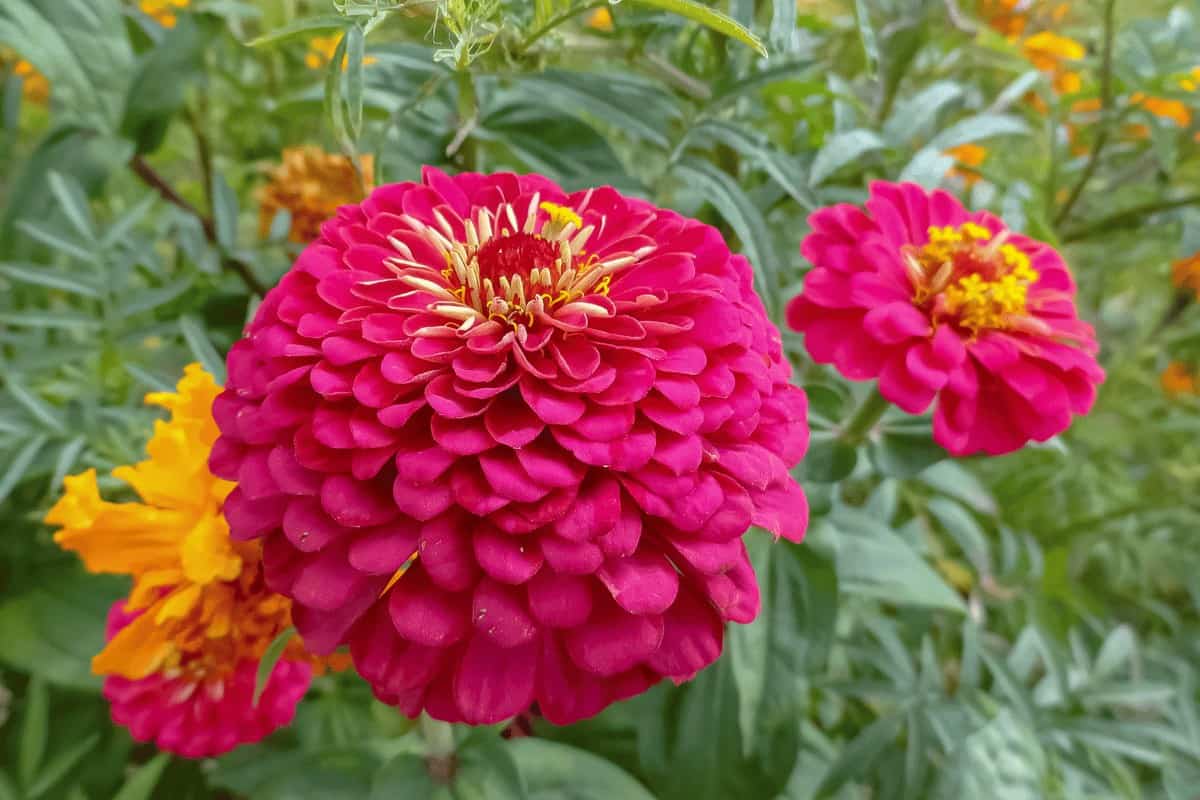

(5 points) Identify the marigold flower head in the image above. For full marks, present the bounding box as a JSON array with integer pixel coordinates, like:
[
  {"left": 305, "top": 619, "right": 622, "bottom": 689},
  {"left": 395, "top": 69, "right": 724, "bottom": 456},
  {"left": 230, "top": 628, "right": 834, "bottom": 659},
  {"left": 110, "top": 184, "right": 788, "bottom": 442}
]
[
  {"left": 260, "top": 146, "right": 375, "bottom": 244},
  {"left": 1021, "top": 31, "right": 1085, "bottom": 96},
  {"left": 1171, "top": 252, "right": 1200, "bottom": 298},
  {"left": 978, "top": 0, "right": 1068, "bottom": 40},
  {"left": 944, "top": 143, "right": 987, "bottom": 186},
  {"left": 211, "top": 167, "right": 810, "bottom": 725},
  {"left": 45, "top": 364, "right": 326, "bottom": 757},
  {"left": 138, "top": 0, "right": 189, "bottom": 27},
  {"left": 787, "top": 181, "right": 1104, "bottom": 456},
  {"left": 1130, "top": 92, "right": 1192, "bottom": 128}
]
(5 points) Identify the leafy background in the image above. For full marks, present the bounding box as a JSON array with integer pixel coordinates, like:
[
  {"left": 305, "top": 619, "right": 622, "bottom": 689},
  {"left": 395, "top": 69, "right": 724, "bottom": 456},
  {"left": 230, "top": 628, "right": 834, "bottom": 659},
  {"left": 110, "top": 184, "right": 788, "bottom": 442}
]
[{"left": 2, "top": 0, "right": 1200, "bottom": 797}]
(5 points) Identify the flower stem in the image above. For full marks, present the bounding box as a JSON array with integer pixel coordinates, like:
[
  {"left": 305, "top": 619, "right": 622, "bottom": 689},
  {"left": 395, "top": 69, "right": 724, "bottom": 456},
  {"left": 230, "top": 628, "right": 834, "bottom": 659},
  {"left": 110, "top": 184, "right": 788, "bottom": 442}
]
[
  {"left": 420, "top": 714, "right": 458, "bottom": 784},
  {"left": 840, "top": 389, "right": 891, "bottom": 445}
]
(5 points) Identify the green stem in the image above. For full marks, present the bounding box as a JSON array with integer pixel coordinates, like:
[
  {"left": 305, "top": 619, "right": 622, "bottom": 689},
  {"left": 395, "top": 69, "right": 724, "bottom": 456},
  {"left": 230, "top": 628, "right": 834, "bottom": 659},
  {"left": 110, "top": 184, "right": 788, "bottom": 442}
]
[
  {"left": 1061, "top": 193, "right": 1200, "bottom": 242},
  {"left": 520, "top": 0, "right": 606, "bottom": 54},
  {"left": 1053, "top": 0, "right": 1117, "bottom": 226},
  {"left": 841, "top": 389, "right": 891, "bottom": 445},
  {"left": 420, "top": 714, "right": 457, "bottom": 784},
  {"left": 449, "top": 68, "right": 478, "bottom": 169}
]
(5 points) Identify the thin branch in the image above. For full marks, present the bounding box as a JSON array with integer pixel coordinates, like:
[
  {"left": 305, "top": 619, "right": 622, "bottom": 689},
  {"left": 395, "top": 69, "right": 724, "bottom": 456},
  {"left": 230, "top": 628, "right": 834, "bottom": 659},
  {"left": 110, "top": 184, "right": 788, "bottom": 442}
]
[
  {"left": 128, "top": 155, "right": 267, "bottom": 296},
  {"left": 1054, "top": 0, "right": 1116, "bottom": 226},
  {"left": 1061, "top": 193, "right": 1200, "bottom": 242},
  {"left": 519, "top": 0, "right": 606, "bottom": 54}
]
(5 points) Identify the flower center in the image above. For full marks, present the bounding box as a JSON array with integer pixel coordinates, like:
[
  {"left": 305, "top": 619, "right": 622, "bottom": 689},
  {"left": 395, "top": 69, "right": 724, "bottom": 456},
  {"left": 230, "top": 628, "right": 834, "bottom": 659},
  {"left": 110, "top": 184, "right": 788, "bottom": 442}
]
[
  {"left": 390, "top": 198, "right": 647, "bottom": 332},
  {"left": 904, "top": 222, "right": 1040, "bottom": 335}
]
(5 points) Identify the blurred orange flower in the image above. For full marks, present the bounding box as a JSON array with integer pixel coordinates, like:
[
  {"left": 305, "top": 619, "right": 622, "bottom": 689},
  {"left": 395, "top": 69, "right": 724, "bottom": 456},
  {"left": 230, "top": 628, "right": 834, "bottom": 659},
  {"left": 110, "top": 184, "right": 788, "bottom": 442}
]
[
  {"left": 979, "top": 0, "right": 1069, "bottom": 40},
  {"left": 1131, "top": 93, "right": 1192, "bottom": 127},
  {"left": 1022, "top": 31, "right": 1085, "bottom": 95},
  {"left": 587, "top": 7, "right": 614, "bottom": 32},
  {"left": 945, "top": 143, "right": 987, "bottom": 186},
  {"left": 1161, "top": 362, "right": 1196, "bottom": 397},
  {"left": 13, "top": 59, "right": 48, "bottom": 105},
  {"left": 1171, "top": 253, "right": 1200, "bottom": 297},
  {"left": 305, "top": 35, "right": 378, "bottom": 71},
  {"left": 260, "top": 146, "right": 375, "bottom": 244},
  {"left": 139, "top": 0, "right": 189, "bottom": 28}
]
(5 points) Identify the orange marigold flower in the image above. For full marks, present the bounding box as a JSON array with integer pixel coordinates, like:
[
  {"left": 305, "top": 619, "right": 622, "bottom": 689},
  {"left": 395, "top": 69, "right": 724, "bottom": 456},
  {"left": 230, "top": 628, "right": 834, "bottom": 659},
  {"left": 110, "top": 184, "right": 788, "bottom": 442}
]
[
  {"left": 259, "top": 146, "right": 375, "bottom": 244},
  {"left": 1161, "top": 362, "right": 1196, "bottom": 397},
  {"left": 1022, "top": 31, "right": 1085, "bottom": 96},
  {"left": 12, "top": 59, "right": 49, "bottom": 105},
  {"left": 45, "top": 365, "right": 341, "bottom": 756},
  {"left": 944, "top": 143, "right": 987, "bottom": 186},
  {"left": 1130, "top": 92, "right": 1192, "bottom": 127},
  {"left": 138, "top": 0, "right": 189, "bottom": 28},
  {"left": 1171, "top": 253, "right": 1200, "bottom": 297},
  {"left": 586, "top": 7, "right": 614, "bottom": 31},
  {"left": 304, "top": 35, "right": 378, "bottom": 71}
]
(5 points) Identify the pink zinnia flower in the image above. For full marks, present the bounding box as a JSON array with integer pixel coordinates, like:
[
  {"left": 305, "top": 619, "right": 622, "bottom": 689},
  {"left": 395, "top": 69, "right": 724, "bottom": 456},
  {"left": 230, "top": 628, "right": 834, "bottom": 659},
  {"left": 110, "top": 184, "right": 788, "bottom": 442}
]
[
  {"left": 100, "top": 602, "right": 311, "bottom": 758},
  {"left": 786, "top": 181, "right": 1103, "bottom": 456},
  {"left": 210, "top": 167, "right": 809, "bottom": 725}
]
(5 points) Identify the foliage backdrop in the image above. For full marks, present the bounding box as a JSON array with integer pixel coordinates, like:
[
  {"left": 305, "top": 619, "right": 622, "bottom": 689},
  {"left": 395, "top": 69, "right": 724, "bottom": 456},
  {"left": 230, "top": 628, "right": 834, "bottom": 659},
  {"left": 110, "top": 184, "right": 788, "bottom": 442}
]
[{"left": 2, "top": 0, "right": 1200, "bottom": 797}]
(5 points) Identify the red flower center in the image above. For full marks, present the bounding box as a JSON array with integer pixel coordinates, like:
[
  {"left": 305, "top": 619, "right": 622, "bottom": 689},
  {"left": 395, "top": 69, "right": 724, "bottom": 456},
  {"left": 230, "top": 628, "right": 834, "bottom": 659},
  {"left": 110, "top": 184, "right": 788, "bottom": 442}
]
[{"left": 475, "top": 232, "right": 561, "bottom": 286}]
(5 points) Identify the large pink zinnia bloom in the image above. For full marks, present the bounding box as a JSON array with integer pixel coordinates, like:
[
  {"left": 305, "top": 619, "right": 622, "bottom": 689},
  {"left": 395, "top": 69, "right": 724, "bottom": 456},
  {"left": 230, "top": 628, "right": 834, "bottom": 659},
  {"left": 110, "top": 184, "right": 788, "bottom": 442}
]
[
  {"left": 786, "top": 181, "right": 1103, "bottom": 456},
  {"left": 210, "top": 167, "right": 808, "bottom": 725},
  {"left": 101, "top": 603, "right": 311, "bottom": 758}
]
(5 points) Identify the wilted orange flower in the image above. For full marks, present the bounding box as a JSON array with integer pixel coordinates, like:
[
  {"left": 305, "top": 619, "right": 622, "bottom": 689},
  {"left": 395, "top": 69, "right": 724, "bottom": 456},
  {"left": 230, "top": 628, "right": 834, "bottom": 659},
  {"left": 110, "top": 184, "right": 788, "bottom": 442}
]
[
  {"left": 1022, "top": 31, "right": 1085, "bottom": 95},
  {"left": 945, "top": 143, "right": 987, "bottom": 186},
  {"left": 12, "top": 59, "right": 48, "bottom": 105},
  {"left": 1161, "top": 362, "right": 1196, "bottom": 397},
  {"left": 1171, "top": 253, "right": 1200, "bottom": 297},
  {"left": 586, "top": 7, "right": 614, "bottom": 31},
  {"left": 259, "top": 146, "right": 374, "bottom": 244},
  {"left": 139, "top": 0, "right": 189, "bottom": 28},
  {"left": 304, "top": 35, "right": 378, "bottom": 71},
  {"left": 45, "top": 365, "right": 333, "bottom": 680}
]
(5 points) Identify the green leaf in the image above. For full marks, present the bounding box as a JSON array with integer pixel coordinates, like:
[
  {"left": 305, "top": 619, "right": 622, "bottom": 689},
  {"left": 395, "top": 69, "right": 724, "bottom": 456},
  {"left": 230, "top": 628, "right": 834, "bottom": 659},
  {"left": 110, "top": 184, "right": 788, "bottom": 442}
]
[
  {"left": 1093, "top": 625, "right": 1136, "bottom": 680},
  {"left": 869, "top": 426, "right": 946, "bottom": 478},
  {"left": 254, "top": 627, "right": 296, "bottom": 705},
  {"left": 898, "top": 147, "right": 954, "bottom": 188},
  {"left": 5, "top": 377, "right": 66, "bottom": 433},
  {"left": 0, "top": 310, "right": 102, "bottom": 331},
  {"left": 368, "top": 755, "right": 436, "bottom": 799},
  {"left": 853, "top": 0, "right": 880, "bottom": 73},
  {"left": 18, "top": 676, "right": 49, "bottom": 789},
  {"left": 769, "top": 0, "right": 798, "bottom": 54},
  {"left": 928, "top": 113, "right": 1030, "bottom": 151},
  {"left": 517, "top": 71, "right": 676, "bottom": 149},
  {"left": 810, "top": 129, "right": 886, "bottom": 185},
  {"left": 25, "top": 734, "right": 99, "bottom": 800},
  {"left": 508, "top": 739, "right": 656, "bottom": 800},
  {"left": 0, "top": 262, "right": 101, "bottom": 297},
  {"left": 629, "top": 0, "right": 765, "bottom": 55},
  {"left": 935, "top": 711, "right": 1047, "bottom": 800},
  {"left": 729, "top": 539, "right": 837, "bottom": 756},
  {"left": 883, "top": 81, "right": 964, "bottom": 144},
  {"left": 210, "top": 173, "right": 239, "bottom": 250},
  {"left": 48, "top": 435, "right": 87, "bottom": 493},
  {"left": 15, "top": 219, "right": 97, "bottom": 262},
  {"left": 802, "top": 431, "right": 858, "bottom": 482},
  {"left": 111, "top": 753, "right": 171, "bottom": 800},
  {"left": 830, "top": 509, "right": 966, "bottom": 612},
  {"left": 47, "top": 171, "right": 96, "bottom": 242},
  {"left": 0, "top": 569, "right": 125, "bottom": 689},
  {"left": 927, "top": 497, "right": 991, "bottom": 572},
  {"left": 815, "top": 711, "right": 904, "bottom": 796},
  {"left": 672, "top": 159, "right": 780, "bottom": 308},
  {"left": 178, "top": 314, "right": 227, "bottom": 384},
  {"left": 121, "top": 15, "right": 209, "bottom": 154},
  {"left": 247, "top": 14, "right": 348, "bottom": 47},
  {"left": 0, "top": 434, "right": 49, "bottom": 503}
]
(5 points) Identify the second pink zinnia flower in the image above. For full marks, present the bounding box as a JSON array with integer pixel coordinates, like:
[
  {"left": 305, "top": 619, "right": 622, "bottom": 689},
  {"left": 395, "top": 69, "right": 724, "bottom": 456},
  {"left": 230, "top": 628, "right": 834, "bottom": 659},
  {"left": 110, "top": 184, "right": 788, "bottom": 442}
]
[
  {"left": 210, "top": 168, "right": 809, "bottom": 725},
  {"left": 787, "top": 181, "right": 1103, "bottom": 456}
]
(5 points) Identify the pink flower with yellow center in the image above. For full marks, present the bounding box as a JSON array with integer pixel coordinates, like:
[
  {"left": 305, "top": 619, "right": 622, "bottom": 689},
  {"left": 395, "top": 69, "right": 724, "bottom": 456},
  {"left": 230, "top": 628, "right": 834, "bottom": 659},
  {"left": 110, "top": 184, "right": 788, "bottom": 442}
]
[
  {"left": 210, "top": 167, "right": 810, "bottom": 725},
  {"left": 786, "top": 181, "right": 1103, "bottom": 456},
  {"left": 45, "top": 365, "right": 326, "bottom": 757}
]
